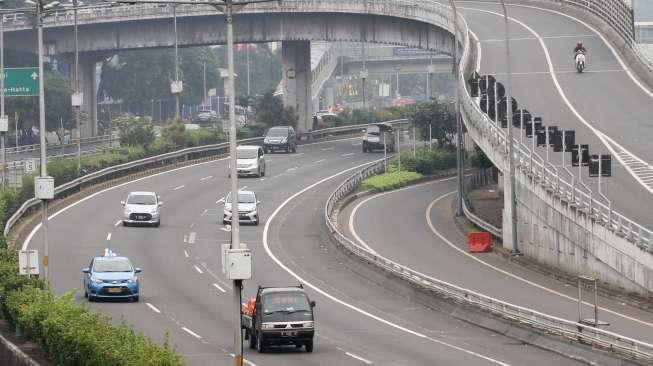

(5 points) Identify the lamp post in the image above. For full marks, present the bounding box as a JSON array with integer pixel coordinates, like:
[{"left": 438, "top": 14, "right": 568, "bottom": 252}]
[
  {"left": 112, "top": 1, "right": 279, "bottom": 364},
  {"left": 72, "top": 0, "right": 81, "bottom": 171},
  {"left": 500, "top": 0, "right": 519, "bottom": 255},
  {"left": 171, "top": 3, "right": 181, "bottom": 119},
  {"left": 449, "top": 0, "right": 464, "bottom": 217}
]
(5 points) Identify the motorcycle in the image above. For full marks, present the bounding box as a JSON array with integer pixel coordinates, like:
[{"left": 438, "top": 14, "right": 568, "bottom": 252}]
[{"left": 575, "top": 51, "right": 586, "bottom": 73}]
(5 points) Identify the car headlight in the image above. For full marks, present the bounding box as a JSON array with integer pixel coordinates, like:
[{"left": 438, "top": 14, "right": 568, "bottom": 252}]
[
  {"left": 150, "top": 209, "right": 158, "bottom": 214},
  {"left": 281, "top": 137, "right": 287, "bottom": 143},
  {"left": 91, "top": 277, "right": 103, "bottom": 284},
  {"left": 126, "top": 277, "right": 137, "bottom": 284},
  {"left": 261, "top": 323, "right": 274, "bottom": 329},
  {"left": 303, "top": 321, "right": 314, "bottom": 329}
]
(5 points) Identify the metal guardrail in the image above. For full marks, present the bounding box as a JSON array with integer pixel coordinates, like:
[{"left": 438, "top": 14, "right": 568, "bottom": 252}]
[
  {"left": 324, "top": 159, "right": 653, "bottom": 364},
  {"left": 5, "top": 134, "right": 115, "bottom": 156},
  {"left": 462, "top": 198, "right": 502, "bottom": 238},
  {"left": 2, "top": 121, "right": 405, "bottom": 237}
]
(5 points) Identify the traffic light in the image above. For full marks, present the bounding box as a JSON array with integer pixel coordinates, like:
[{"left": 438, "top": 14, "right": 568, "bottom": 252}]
[
  {"left": 564, "top": 131, "right": 575, "bottom": 152},
  {"left": 601, "top": 155, "right": 611, "bottom": 177},
  {"left": 571, "top": 144, "right": 590, "bottom": 167},
  {"left": 513, "top": 109, "right": 531, "bottom": 129},
  {"left": 468, "top": 71, "right": 480, "bottom": 97}
]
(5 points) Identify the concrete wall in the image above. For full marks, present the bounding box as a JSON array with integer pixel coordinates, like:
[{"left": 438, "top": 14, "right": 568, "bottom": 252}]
[{"left": 462, "top": 95, "right": 653, "bottom": 296}]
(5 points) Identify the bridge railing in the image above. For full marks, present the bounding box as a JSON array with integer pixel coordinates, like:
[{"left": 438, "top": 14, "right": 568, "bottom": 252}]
[{"left": 324, "top": 158, "right": 653, "bottom": 365}]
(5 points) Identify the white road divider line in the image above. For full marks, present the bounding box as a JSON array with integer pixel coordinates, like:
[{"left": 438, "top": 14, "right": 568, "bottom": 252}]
[
  {"left": 228, "top": 353, "right": 258, "bottom": 366},
  {"left": 184, "top": 250, "right": 189, "bottom": 258},
  {"left": 313, "top": 159, "right": 327, "bottom": 164},
  {"left": 286, "top": 167, "right": 299, "bottom": 172},
  {"left": 21, "top": 139, "right": 361, "bottom": 252},
  {"left": 106, "top": 233, "right": 111, "bottom": 241},
  {"left": 345, "top": 352, "right": 373, "bottom": 364},
  {"left": 425, "top": 192, "right": 653, "bottom": 328},
  {"left": 114, "top": 220, "right": 121, "bottom": 227},
  {"left": 213, "top": 283, "right": 227, "bottom": 293},
  {"left": 341, "top": 153, "right": 356, "bottom": 157},
  {"left": 146, "top": 302, "right": 161, "bottom": 314},
  {"left": 200, "top": 175, "right": 213, "bottom": 181},
  {"left": 321, "top": 147, "right": 334, "bottom": 151},
  {"left": 194, "top": 265, "right": 203, "bottom": 274},
  {"left": 181, "top": 326, "right": 202, "bottom": 339},
  {"left": 188, "top": 232, "right": 196, "bottom": 244},
  {"left": 173, "top": 185, "right": 185, "bottom": 191},
  {"left": 239, "top": 186, "right": 247, "bottom": 191},
  {"left": 263, "top": 159, "right": 510, "bottom": 366}
]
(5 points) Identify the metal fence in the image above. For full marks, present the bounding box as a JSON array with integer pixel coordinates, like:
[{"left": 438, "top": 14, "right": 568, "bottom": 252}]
[{"left": 324, "top": 159, "right": 653, "bottom": 364}]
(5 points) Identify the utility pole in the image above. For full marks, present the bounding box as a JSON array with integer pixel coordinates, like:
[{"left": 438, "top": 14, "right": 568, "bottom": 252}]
[
  {"left": 450, "top": 0, "right": 464, "bottom": 217},
  {"left": 72, "top": 0, "right": 82, "bottom": 172},
  {"left": 246, "top": 43, "right": 250, "bottom": 97},
  {"left": 361, "top": 41, "right": 367, "bottom": 110},
  {"left": 500, "top": 0, "right": 519, "bottom": 255},
  {"left": 172, "top": 4, "right": 181, "bottom": 119},
  {"left": 203, "top": 61, "right": 207, "bottom": 107}
]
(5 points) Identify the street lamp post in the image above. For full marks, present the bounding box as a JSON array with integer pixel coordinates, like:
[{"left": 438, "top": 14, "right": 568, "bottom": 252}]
[
  {"left": 449, "top": 0, "right": 464, "bottom": 217},
  {"left": 171, "top": 4, "right": 181, "bottom": 119},
  {"left": 500, "top": 0, "right": 519, "bottom": 255},
  {"left": 72, "top": 0, "right": 81, "bottom": 172}
]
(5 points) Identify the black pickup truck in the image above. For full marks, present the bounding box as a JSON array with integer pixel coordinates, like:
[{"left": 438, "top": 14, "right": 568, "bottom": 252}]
[{"left": 242, "top": 285, "right": 316, "bottom": 353}]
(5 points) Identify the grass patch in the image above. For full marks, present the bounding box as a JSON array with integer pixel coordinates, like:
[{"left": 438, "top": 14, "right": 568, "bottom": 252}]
[{"left": 360, "top": 169, "right": 424, "bottom": 192}]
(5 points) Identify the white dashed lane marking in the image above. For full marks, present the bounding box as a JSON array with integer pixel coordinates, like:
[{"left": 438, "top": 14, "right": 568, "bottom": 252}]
[
  {"left": 106, "top": 233, "right": 112, "bottom": 241},
  {"left": 181, "top": 327, "right": 202, "bottom": 339},
  {"left": 173, "top": 185, "right": 185, "bottom": 191},
  {"left": 200, "top": 175, "right": 213, "bottom": 181},
  {"left": 213, "top": 283, "right": 227, "bottom": 293},
  {"left": 146, "top": 303, "right": 161, "bottom": 314},
  {"left": 194, "top": 265, "right": 203, "bottom": 274}
]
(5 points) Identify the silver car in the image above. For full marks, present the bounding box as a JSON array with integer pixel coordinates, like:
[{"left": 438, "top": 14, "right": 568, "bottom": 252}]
[
  {"left": 222, "top": 190, "right": 260, "bottom": 225},
  {"left": 229, "top": 145, "right": 266, "bottom": 178},
  {"left": 121, "top": 191, "right": 162, "bottom": 227}
]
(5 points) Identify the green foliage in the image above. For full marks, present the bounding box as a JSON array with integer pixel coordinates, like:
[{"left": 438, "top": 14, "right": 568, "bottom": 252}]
[
  {"left": 392, "top": 148, "right": 457, "bottom": 175},
  {"left": 410, "top": 101, "right": 456, "bottom": 148},
  {"left": 2, "top": 285, "right": 184, "bottom": 366},
  {"left": 114, "top": 115, "right": 156, "bottom": 147},
  {"left": 467, "top": 144, "right": 494, "bottom": 169},
  {"left": 360, "top": 170, "right": 424, "bottom": 192},
  {"left": 161, "top": 120, "right": 187, "bottom": 148},
  {"left": 254, "top": 92, "right": 298, "bottom": 129},
  {"left": 184, "top": 128, "right": 225, "bottom": 147}
]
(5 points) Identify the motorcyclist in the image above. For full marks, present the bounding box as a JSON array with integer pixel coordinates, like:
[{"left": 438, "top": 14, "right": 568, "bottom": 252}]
[{"left": 573, "top": 41, "right": 587, "bottom": 59}]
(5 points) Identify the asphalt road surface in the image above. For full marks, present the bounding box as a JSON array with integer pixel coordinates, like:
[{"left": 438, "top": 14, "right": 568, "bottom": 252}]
[
  {"left": 341, "top": 178, "right": 653, "bottom": 346},
  {"left": 24, "top": 138, "right": 582, "bottom": 365}
]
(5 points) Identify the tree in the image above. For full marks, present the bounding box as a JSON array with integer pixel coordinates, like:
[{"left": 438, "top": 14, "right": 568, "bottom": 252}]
[
  {"left": 161, "top": 119, "right": 186, "bottom": 148},
  {"left": 113, "top": 115, "right": 155, "bottom": 147},
  {"left": 410, "top": 101, "right": 456, "bottom": 148},
  {"left": 254, "top": 92, "right": 297, "bottom": 129}
]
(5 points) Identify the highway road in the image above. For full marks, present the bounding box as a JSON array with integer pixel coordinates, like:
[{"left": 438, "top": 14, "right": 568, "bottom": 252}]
[
  {"left": 23, "top": 138, "right": 582, "bottom": 365},
  {"left": 341, "top": 178, "right": 653, "bottom": 345},
  {"left": 460, "top": 1, "right": 653, "bottom": 231}
]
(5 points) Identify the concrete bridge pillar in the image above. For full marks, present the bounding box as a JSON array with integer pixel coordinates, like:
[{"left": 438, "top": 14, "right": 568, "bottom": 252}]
[
  {"left": 501, "top": 172, "right": 518, "bottom": 252},
  {"left": 71, "top": 53, "right": 101, "bottom": 137},
  {"left": 282, "top": 41, "right": 312, "bottom": 132}
]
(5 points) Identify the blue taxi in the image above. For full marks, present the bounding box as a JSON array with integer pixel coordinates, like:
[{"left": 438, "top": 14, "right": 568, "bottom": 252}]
[{"left": 82, "top": 249, "right": 141, "bottom": 302}]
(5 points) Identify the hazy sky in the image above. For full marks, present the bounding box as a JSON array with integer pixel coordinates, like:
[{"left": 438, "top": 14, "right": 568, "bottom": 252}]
[{"left": 634, "top": 0, "right": 653, "bottom": 22}]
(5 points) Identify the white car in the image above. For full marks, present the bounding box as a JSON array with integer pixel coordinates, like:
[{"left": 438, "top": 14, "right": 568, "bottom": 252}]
[
  {"left": 223, "top": 190, "right": 260, "bottom": 225},
  {"left": 121, "top": 191, "right": 162, "bottom": 227},
  {"left": 229, "top": 145, "right": 266, "bottom": 178}
]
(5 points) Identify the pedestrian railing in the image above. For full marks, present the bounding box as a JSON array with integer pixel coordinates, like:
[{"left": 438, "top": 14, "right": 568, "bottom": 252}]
[{"left": 324, "top": 158, "right": 653, "bottom": 364}]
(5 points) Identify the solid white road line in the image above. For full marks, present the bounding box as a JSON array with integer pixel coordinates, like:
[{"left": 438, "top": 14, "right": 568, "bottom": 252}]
[
  {"left": 345, "top": 352, "right": 373, "bottom": 365},
  {"left": 341, "top": 153, "right": 356, "bottom": 157},
  {"left": 146, "top": 302, "right": 161, "bottom": 314},
  {"left": 213, "top": 283, "right": 227, "bottom": 293},
  {"left": 181, "top": 326, "right": 202, "bottom": 339},
  {"left": 480, "top": 34, "right": 595, "bottom": 42},
  {"left": 173, "top": 185, "right": 185, "bottom": 191},
  {"left": 349, "top": 178, "right": 457, "bottom": 254},
  {"left": 424, "top": 192, "right": 653, "bottom": 328},
  {"left": 200, "top": 175, "right": 213, "bottom": 181},
  {"left": 194, "top": 265, "right": 203, "bottom": 274},
  {"left": 188, "top": 232, "right": 197, "bottom": 244},
  {"left": 263, "top": 160, "right": 510, "bottom": 366},
  {"left": 114, "top": 220, "right": 121, "bottom": 227},
  {"left": 184, "top": 250, "right": 189, "bottom": 258},
  {"left": 106, "top": 233, "right": 112, "bottom": 241}
]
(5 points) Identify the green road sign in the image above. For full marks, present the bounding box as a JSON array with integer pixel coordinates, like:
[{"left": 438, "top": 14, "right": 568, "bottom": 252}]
[{"left": 4, "top": 67, "right": 39, "bottom": 97}]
